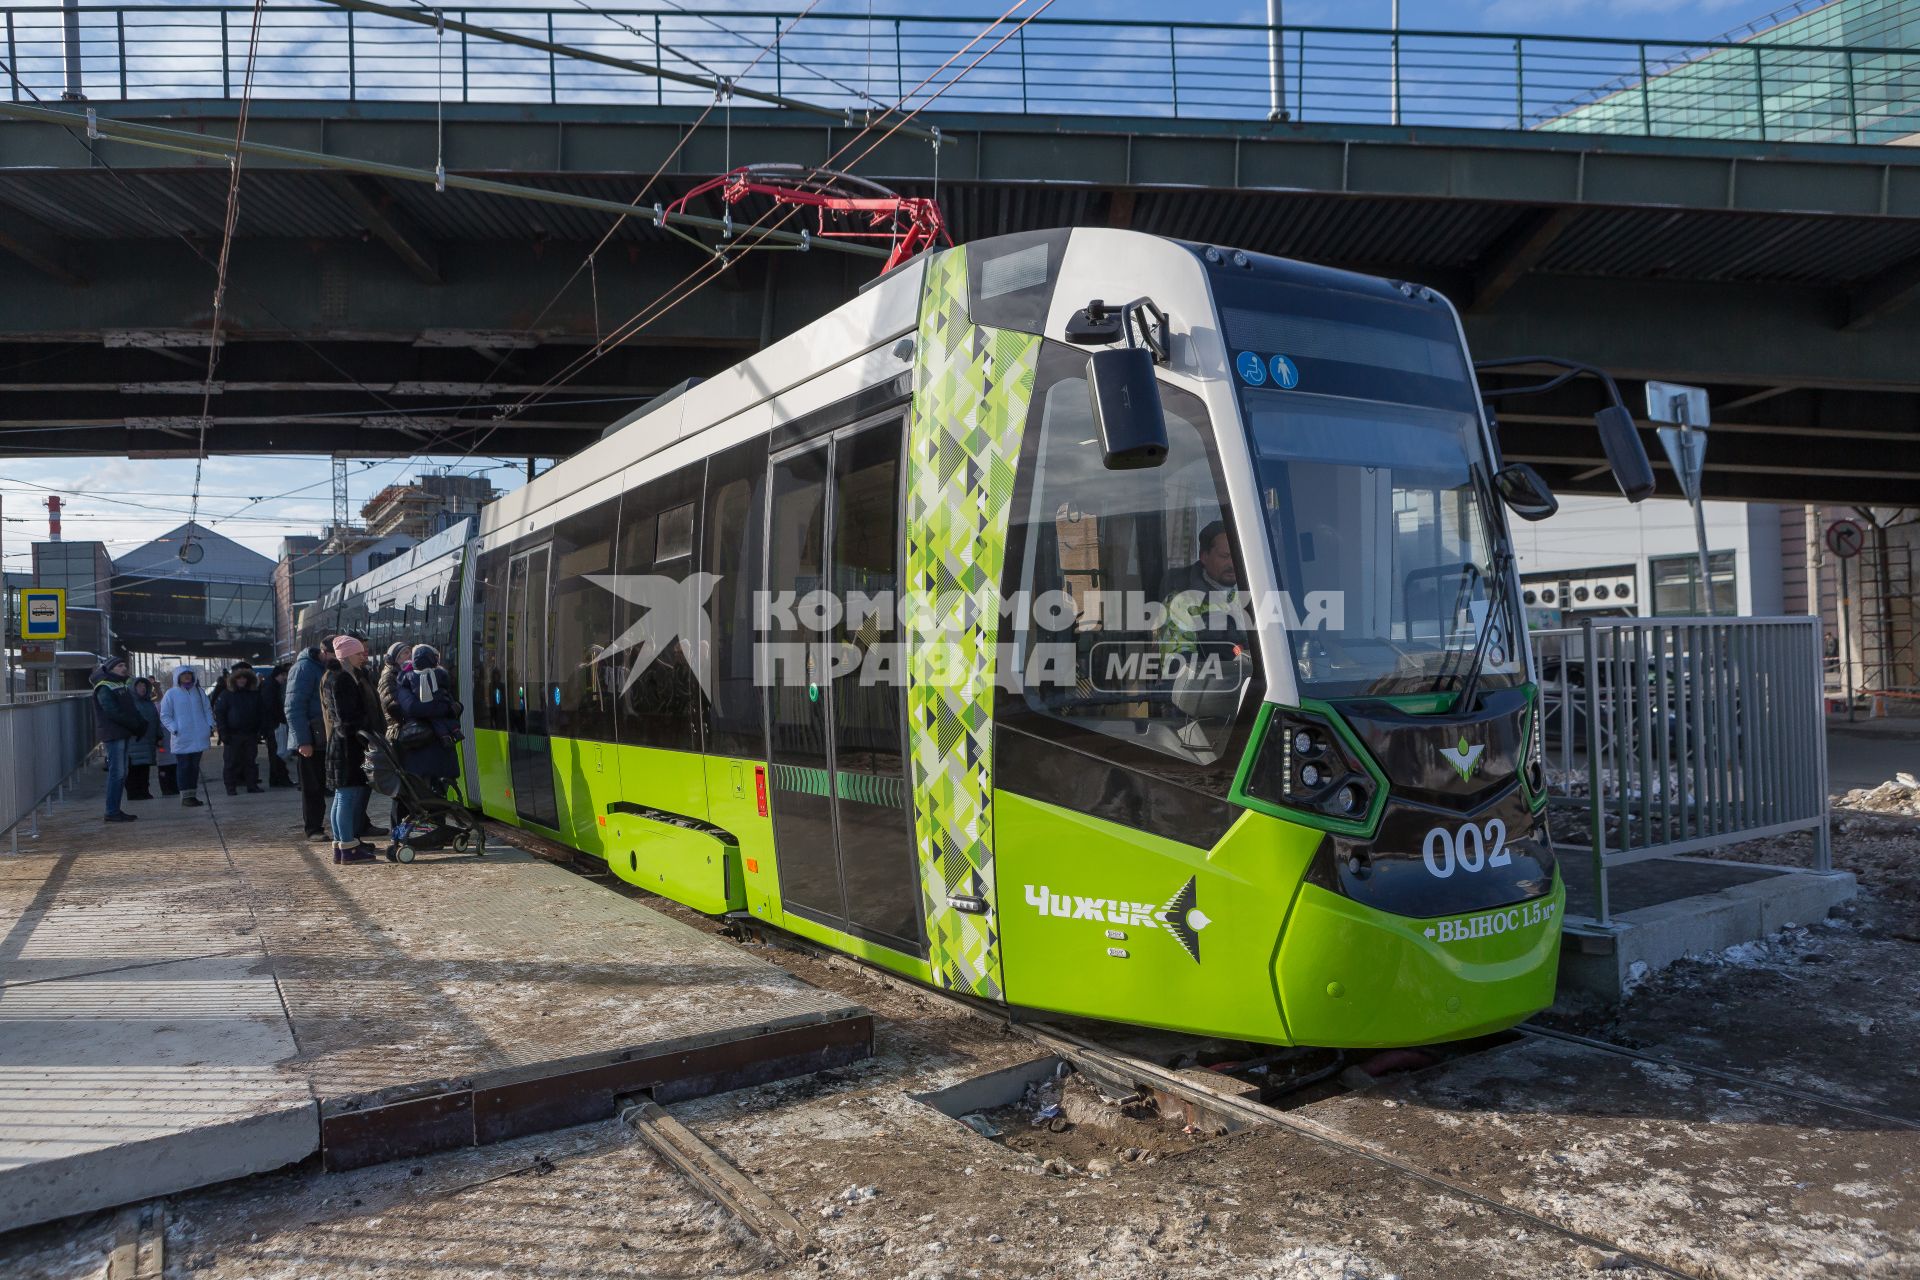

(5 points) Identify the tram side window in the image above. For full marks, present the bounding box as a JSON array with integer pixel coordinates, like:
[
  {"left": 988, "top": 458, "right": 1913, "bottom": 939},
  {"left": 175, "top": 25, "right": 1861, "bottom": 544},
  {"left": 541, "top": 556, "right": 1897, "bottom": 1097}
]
[
  {"left": 1005, "top": 348, "right": 1250, "bottom": 766},
  {"left": 549, "top": 498, "right": 620, "bottom": 743},
  {"left": 477, "top": 548, "right": 508, "bottom": 732},
  {"left": 422, "top": 560, "right": 459, "bottom": 681},
  {"left": 703, "top": 436, "right": 769, "bottom": 759},
  {"left": 614, "top": 464, "right": 705, "bottom": 755}
]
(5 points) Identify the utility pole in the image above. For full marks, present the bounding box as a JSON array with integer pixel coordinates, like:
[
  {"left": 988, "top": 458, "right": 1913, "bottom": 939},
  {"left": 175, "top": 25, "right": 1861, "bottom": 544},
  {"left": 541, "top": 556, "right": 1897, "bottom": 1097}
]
[
  {"left": 1, "top": 490, "right": 10, "bottom": 704},
  {"left": 1389, "top": 0, "right": 1401, "bottom": 126},
  {"left": 332, "top": 457, "right": 350, "bottom": 610},
  {"left": 60, "top": 0, "right": 85, "bottom": 101},
  {"left": 1266, "top": 0, "right": 1285, "bottom": 122}
]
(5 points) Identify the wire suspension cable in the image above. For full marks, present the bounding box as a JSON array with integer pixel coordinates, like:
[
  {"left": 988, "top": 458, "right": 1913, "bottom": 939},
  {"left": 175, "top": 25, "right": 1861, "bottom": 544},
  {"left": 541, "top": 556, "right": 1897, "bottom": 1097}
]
[
  {"left": 0, "top": 57, "right": 426, "bottom": 446},
  {"left": 408, "top": 2, "right": 1035, "bottom": 469},
  {"left": 416, "top": 0, "right": 825, "bottom": 457},
  {"left": 492, "top": 1, "right": 1053, "bottom": 429},
  {"left": 188, "top": 0, "right": 268, "bottom": 538}
]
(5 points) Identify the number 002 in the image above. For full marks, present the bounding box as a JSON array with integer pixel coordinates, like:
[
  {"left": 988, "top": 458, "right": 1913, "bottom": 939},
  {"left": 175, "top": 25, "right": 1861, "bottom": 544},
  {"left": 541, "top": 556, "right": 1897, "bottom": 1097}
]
[{"left": 1420, "top": 819, "right": 1510, "bottom": 879}]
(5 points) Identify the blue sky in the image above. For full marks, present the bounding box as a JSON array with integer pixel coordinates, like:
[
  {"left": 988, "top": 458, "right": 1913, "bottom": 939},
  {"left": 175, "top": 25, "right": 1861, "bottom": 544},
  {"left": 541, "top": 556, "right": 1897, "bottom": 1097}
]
[{"left": 4, "top": 0, "right": 1803, "bottom": 570}]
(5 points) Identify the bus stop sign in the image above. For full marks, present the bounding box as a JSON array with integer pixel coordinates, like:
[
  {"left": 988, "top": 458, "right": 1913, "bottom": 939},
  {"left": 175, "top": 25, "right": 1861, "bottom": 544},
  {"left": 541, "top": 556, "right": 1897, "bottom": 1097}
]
[
  {"left": 19, "top": 587, "right": 65, "bottom": 641},
  {"left": 1826, "top": 519, "right": 1864, "bottom": 559}
]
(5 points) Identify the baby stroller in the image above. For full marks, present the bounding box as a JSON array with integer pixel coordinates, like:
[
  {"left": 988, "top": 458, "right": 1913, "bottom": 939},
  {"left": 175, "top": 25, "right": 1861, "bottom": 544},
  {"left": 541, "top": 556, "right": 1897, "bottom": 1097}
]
[{"left": 359, "top": 730, "right": 485, "bottom": 863}]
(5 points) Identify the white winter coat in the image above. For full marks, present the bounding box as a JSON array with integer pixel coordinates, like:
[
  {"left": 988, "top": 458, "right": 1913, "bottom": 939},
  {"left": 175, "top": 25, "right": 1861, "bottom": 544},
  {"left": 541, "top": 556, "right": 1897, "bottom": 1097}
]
[{"left": 158, "top": 664, "right": 214, "bottom": 756}]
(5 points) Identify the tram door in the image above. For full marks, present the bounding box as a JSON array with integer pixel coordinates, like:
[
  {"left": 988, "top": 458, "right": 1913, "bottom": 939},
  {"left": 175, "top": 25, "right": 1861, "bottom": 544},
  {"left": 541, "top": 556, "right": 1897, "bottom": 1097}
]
[
  {"left": 765, "top": 416, "right": 925, "bottom": 956},
  {"left": 505, "top": 544, "right": 561, "bottom": 829}
]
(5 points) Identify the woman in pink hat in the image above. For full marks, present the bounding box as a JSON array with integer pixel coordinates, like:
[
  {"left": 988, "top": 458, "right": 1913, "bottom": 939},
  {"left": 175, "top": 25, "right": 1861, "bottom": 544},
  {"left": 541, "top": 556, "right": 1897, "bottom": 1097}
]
[{"left": 319, "top": 634, "right": 387, "bottom": 864}]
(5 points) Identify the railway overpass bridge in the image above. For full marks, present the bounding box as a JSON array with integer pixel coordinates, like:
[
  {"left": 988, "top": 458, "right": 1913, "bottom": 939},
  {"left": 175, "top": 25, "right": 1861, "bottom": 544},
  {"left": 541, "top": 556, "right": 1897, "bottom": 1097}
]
[{"left": 2, "top": 7, "right": 1919, "bottom": 503}]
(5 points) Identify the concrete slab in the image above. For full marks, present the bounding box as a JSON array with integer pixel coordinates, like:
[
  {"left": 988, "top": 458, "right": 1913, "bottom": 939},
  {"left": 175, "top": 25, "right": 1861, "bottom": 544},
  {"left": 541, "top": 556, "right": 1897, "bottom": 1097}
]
[
  {"left": 0, "top": 748, "right": 870, "bottom": 1234},
  {"left": 1557, "top": 853, "right": 1856, "bottom": 1000}
]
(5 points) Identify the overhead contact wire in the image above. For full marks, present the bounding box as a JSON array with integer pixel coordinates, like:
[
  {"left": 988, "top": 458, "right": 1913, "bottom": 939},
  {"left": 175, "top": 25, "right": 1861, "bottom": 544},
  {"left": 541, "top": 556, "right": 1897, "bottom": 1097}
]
[{"left": 493, "top": 0, "right": 1052, "bottom": 426}]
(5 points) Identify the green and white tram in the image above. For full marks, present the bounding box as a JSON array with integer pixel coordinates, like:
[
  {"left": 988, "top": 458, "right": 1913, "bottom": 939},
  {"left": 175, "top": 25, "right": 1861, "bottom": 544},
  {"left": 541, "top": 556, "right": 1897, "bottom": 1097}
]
[{"left": 302, "top": 228, "right": 1652, "bottom": 1048}]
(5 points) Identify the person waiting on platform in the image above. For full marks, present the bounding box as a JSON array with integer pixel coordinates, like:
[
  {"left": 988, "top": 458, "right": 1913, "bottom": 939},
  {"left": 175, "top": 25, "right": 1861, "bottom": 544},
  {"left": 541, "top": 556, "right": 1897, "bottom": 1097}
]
[
  {"left": 377, "top": 641, "right": 409, "bottom": 735},
  {"left": 125, "top": 675, "right": 163, "bottom": 802},
  {"left": 159, "top": 665, "right": 213, "bottom": 807},
  {"left": 208, "top": 669, "right": 229, "bottom": 746},
  {"left": 286, "top": 637, "right": 334, "bottom": 841},
  {"left": 265, "top": 662, "right": 294, "bottom": 788},
  {"left": 321, "top": 634, "right": 386, "bottom": 864},
  {"left": 214, "top": 664, "right": 268, "bottom": 795},
  {"left": 394, "top": 643, "right": 462, "bottom": 805},
  {"left": 90, "top": 654, "right": 144, "bottom": 824}
]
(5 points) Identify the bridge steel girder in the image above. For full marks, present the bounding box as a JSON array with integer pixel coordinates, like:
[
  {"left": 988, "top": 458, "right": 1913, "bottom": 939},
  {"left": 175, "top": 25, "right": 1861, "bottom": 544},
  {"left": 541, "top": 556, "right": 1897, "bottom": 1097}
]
[
  {"left": 6, "top": 100, "right": 1915, "bottom": 215},
  {"left": 6, "top": 101, "right": 1920, "bottom": 499}
]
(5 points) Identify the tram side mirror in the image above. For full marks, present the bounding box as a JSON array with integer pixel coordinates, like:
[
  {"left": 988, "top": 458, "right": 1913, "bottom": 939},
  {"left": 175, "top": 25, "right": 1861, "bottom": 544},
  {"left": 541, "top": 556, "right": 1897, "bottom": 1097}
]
[
  {"left": 1595, "top": 405, "right": 1657, "bottom": 502},
  {"left": 1494, "top": 463, "right": 1559, "bottom": 522},
  {"left": 1087, "top": 347, "right": 1168, "bottom": 470}
]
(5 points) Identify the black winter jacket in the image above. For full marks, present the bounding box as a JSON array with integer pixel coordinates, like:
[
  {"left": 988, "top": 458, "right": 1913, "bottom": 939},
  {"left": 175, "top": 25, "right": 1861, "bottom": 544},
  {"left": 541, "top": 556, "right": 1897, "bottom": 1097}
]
[
  {"left": 320, "top": 660, "right": 386, "bottom": 790},
  {"left": 215, "top": 674, "right": 268, "bottom": 736},
  {"left": 90, "top": 662, "right": 145, "bottom": 743}
]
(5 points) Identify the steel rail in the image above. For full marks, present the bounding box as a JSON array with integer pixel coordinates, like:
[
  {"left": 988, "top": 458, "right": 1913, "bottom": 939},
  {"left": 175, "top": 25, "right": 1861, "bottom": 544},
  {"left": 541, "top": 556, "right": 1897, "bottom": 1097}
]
[
  {"left": 1520, "top": 1024, "right": 1920, "bottom": 1132},
  {"left": 0, "top": 99, "right": 886, "bottom": 257},
  {"left": 0, "top": 5, "right": 1910, "bottom": 59},
  {"left": 483, "top": 818, "right": 1698, "bottom": 1279}
]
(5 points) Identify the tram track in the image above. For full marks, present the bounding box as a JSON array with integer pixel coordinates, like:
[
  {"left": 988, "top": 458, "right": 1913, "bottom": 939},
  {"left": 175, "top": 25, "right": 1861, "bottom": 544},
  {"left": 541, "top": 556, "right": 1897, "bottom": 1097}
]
[
  {"left": 483, "top": 819, "right": 1715, "bottom": 1279},
  {"left": 1517, "top": 1023, "right": 1920, "bottom": 1133}
]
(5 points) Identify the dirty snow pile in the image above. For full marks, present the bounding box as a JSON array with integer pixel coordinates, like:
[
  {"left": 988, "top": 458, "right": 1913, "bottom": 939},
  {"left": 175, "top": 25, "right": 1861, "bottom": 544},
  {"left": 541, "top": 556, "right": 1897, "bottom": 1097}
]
[{"left": 1840, "top": 771, "right": 1920, "bottom": 817}]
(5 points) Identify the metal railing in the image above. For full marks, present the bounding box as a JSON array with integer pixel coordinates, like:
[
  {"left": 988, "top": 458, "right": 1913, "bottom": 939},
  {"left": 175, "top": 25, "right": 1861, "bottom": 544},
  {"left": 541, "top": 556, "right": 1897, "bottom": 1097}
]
[
  {"left": 0, "top": 694, "right": 95, "bottom": 853},
  {"left": 2, "top": 6, "right": 1916, "bottom": 144},
  {"left": 1532, "top": 616, "right": 1831, "bottom": 926}
]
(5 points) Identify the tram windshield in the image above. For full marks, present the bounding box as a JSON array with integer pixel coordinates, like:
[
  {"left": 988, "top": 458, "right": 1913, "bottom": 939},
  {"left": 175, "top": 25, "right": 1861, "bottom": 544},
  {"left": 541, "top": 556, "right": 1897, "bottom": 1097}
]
[{"left": 1245, "top": 389, "right": 1522, "bottom": 700}]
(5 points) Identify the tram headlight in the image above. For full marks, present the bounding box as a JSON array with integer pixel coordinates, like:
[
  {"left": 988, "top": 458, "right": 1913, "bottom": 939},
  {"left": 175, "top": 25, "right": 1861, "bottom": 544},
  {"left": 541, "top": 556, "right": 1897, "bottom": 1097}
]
[
  {"left": 1244, "top": 708, "right": 1378, "bottom": 829},
  {"left": 1524, "top": 699, "right": 1546, "bottom": 797}
]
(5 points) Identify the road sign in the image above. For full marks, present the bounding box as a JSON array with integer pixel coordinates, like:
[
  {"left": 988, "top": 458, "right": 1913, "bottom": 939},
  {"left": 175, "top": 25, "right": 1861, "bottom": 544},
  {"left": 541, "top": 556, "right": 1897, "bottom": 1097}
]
[
  {"left": 1645, "top": 381, "right": 1711, "bottom": 427},
  {"left": 18, "top": 642, "right": 53, "bottom": 664},
  {"left": 19, "top": 587, "right": 65, "bottom": 641},
  {"left": 1826, "top": 518, "right": 1864, "bottom": 559},
  {"left": 1656, "top": 426, "right": 1709, "bottom": 505}
]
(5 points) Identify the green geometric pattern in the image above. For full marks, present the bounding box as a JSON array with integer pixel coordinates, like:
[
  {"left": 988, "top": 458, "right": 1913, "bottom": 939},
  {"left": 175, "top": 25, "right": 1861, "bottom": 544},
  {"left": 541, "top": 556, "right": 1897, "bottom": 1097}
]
[
  {"left": 835, "top": 770, "right": 909, "bottom": 809},
  {"left": 769, "top": 762, "right": 830, "bottom": 797},
  {"left": 904, "top": 246, "right": 1042, "bottom": 1000}
]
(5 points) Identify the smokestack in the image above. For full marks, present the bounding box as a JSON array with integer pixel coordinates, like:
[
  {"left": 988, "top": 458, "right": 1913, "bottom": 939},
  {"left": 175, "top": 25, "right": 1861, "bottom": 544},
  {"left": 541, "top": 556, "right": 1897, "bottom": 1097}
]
[{"left": 46, "top": 496, "right": 61, "bottom": 542}]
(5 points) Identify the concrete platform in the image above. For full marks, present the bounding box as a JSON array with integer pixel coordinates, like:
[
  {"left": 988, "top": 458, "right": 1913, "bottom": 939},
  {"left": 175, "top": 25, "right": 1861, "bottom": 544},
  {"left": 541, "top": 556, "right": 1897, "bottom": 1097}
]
[
  {"left": 1557, "top": 852, "right": 1856, "bottom": 999},
  {"left": 0, "top": 749, "right": 870, "bottom": 1234}
]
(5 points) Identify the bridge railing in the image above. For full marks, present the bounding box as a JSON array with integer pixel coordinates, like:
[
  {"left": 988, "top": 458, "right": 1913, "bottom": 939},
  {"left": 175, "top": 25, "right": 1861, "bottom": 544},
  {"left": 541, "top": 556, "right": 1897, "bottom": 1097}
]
[
  {"left": 0, "top": 694, "right": 94, "bottom": 854},
  {"left": 2, "top": 6, "right": 1916, "bottom": 144}
]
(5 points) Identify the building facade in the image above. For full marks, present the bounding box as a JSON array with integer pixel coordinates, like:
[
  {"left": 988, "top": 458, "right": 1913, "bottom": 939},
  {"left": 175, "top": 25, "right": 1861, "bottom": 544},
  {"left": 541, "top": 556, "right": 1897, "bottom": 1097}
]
[
  {"left": 110, "top": 521, "right": 276, "bottom": 661},
  {"left": 1541, "top": 0, "right": 1920, "bottom": 144}
]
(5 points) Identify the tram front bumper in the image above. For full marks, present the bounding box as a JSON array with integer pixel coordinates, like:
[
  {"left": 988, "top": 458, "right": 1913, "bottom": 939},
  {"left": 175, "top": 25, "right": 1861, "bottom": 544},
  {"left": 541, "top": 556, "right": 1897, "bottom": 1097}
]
[{"left": 1275, "top": 874, "right": 1565, "bottom": 1049}]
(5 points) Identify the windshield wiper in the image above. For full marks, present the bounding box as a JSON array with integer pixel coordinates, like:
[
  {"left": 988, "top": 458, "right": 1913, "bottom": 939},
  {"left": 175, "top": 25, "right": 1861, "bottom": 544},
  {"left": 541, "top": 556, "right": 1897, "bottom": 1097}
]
[{"left": 1453, "top": 545, "right": 1513, "bottom": 713}]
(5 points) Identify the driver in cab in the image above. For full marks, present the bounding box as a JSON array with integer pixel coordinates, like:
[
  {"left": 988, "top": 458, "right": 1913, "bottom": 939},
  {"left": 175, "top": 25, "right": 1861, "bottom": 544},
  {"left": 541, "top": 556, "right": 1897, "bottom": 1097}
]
[{"left": 1158, "top": 520, "right": 1247, "bottom": 656}]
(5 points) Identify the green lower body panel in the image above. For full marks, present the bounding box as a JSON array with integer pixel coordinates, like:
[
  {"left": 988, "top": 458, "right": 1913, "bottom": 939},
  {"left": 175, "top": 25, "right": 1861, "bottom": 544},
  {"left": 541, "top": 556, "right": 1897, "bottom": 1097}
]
[
  {"left": 995, "top": 790, "right": 1562, "bottom": 1047},
  {"left": 1275, "top": 875, "right": 1565, "bottom": 1049},
  {"left": 474, "top": 728, "right": 513, "bottom": 823},
  {"left": 552, "top": 736, "right": 619, "bottom": 857},
  {"left": 605, "top": 810, "right": 743, "bottom": 915},
  {"left": 995, "top": 795, "right": 1317, "bottom": 1044}
]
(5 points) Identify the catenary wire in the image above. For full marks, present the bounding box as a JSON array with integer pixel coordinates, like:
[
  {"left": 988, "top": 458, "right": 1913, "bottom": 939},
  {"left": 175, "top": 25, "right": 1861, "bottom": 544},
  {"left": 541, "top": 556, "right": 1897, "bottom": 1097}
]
[
  {"left": 487, "top": 0, "right": 1052, "bottom": 430},
  {"left": 188, "top": 0, "right": 269, "bottom": 536}
]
